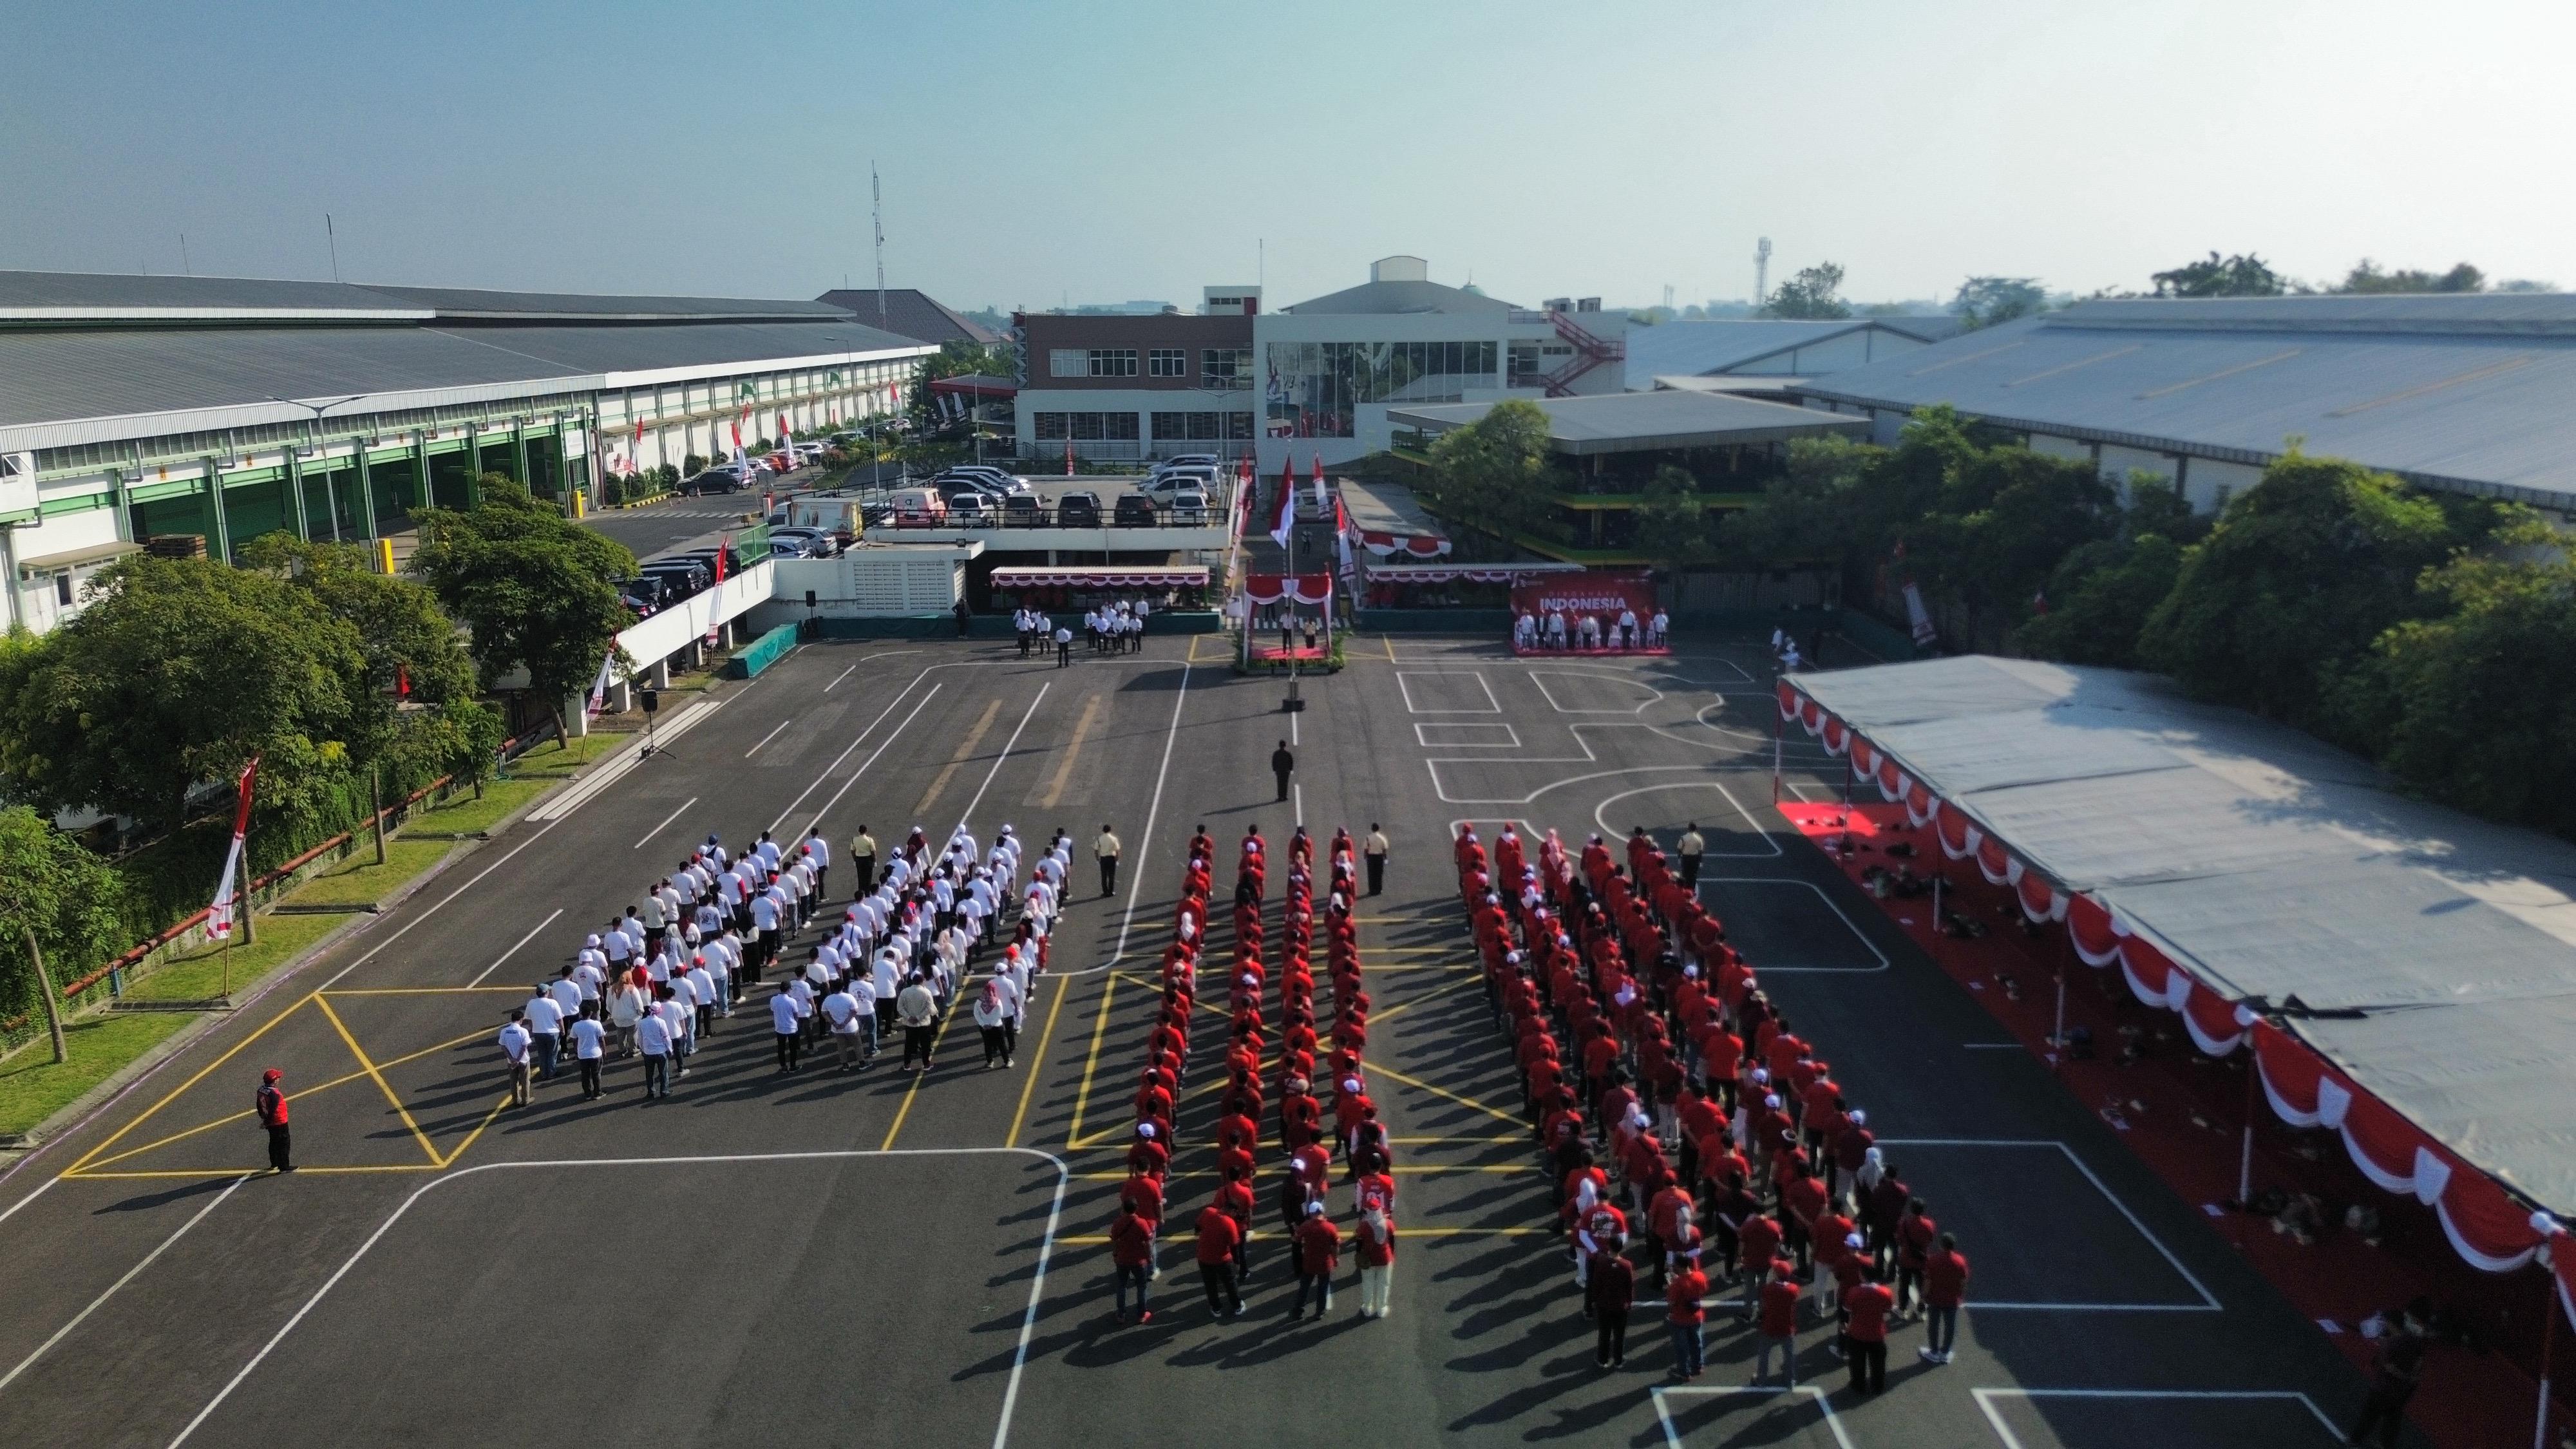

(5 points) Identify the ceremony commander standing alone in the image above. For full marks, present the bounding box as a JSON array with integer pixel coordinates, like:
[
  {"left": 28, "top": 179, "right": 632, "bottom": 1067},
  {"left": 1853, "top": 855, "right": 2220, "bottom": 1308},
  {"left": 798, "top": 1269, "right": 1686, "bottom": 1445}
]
[{"left": 1272, "top": 740, "right": 1295, "bottom": 803}]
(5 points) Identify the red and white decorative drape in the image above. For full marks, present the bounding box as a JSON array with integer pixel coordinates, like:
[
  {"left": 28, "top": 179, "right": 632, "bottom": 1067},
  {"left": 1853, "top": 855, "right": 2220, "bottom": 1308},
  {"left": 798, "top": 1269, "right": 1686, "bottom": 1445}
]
[{"left": 1778, "top": 679, "right": 2570, "bottom": 1293}]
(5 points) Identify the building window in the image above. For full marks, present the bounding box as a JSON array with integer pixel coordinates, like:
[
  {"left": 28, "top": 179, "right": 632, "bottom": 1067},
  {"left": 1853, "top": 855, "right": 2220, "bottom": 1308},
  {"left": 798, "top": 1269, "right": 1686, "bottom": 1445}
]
[
  {"left": 1151, "top": 412, "right": 1187, "bottom": 440},
  {"left": 1509, "top": 342, "right": 1542, "bottom": 382},
  {"left": 55, "top": 573, "right": 73, "bottom": 607},
  {"left": 1226, "top": 412, "right": 1255, "bottom": 440},
  {"left": 1202, "top": 348, "right": 1252, "bottom": 388},
  {"left": 1263, "top": 341, "right": 1499, "bottom": 437},
  {"left": 1087, "top": 349, "right": 1138, "bottom": 377},
  {"left": 1059, "top": 411, "right": 1141, "bottom": 441},
  {"left": 1049, "top": 349, "right": 1086, "bottom": 378},
  {"left": 1148, "top": 348, "right": 1188, "bottom": 378}
]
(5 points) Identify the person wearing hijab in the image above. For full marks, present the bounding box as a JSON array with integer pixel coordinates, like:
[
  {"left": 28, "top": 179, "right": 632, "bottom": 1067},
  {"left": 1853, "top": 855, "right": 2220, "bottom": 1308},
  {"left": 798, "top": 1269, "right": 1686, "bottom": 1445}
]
[{"left": 972, "top": 976, "right": 1012, "bottom": 1069}]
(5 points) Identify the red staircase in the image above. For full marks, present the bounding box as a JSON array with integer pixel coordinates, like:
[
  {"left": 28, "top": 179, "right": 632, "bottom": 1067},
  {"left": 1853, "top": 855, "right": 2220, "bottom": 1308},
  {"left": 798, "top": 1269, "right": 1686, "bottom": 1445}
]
[{"left": 1541, "top": 309, "right": 1624, "bottom": 396}]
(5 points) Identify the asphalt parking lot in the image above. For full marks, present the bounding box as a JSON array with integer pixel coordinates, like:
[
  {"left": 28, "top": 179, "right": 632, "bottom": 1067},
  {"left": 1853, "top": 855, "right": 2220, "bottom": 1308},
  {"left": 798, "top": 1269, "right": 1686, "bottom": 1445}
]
[{"left": 0, "top": 632, "right": 2414, "bottom": 1448}]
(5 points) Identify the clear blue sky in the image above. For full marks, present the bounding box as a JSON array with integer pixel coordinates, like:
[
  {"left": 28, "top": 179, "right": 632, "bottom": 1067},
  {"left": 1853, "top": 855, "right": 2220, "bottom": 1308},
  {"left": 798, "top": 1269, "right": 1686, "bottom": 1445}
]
[{"left": 3, "top": 0, "right": 2566, "bottom": 311}]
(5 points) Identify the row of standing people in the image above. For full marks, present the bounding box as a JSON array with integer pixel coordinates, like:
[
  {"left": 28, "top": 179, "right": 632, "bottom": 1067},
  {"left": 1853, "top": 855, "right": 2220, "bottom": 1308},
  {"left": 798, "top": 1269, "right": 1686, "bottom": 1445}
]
[
  {"left": 1107, "top": 824, "right": 1399, "bottom": 1326},
  {"left": 1458, "top": 823, "right": 1970, "bottom": 1391}
]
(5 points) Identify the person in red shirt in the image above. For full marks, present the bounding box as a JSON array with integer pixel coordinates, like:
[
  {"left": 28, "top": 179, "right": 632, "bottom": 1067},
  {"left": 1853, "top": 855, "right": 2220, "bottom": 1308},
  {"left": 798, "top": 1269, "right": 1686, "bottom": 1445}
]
[
  {"left": 1737, "top": 1212, "right": 1783, "bottom": 1316},
  {"left": 1194, "top": 1202, "right": 1245, "bottom": 1317},
  {"left": 1812, "top": 1209, "right": 1857, "bottom": 1306},
  {"left": 1119, "top": 1169, "right": 1166, "bottom": 1244},
  {"left": 1842, "top": 1265, "right": 1895, "bottom": 1392},
  {"left": 1109, "top": 1200, "right": 1157, "bottom": 1323},
  {"left": 1587, "top": 1232, "right": 1636, "bottom": 1368},
  {"left": 1782, "top": 1163, "right": 1830, "bottom": 1274},
  {"left": 1354, "top": 1201, "right": 1397, "bottom": 1318},
  {"left": 1919, "top": 1233, "right": 1970, "bottom": 1363},
  {"left": 1647, "top": 1176, "right": 1695, "bottom": 1289},
  {"left": 1127, "top": 1122, "right": 1169, "bottom": 1180},
  {"left": 1666, "top": 1249, "right": 1710, "bottom": 1379},
  {"left": 1755, "top": 1259, "right": 1801, "bottom": 1388},
  {"left": 1291, "top": 1202, "right": 1340, "bottom": 1319},
  {"left": 1216, "top": 1166, "right": 1257, "bottom": 1284}
]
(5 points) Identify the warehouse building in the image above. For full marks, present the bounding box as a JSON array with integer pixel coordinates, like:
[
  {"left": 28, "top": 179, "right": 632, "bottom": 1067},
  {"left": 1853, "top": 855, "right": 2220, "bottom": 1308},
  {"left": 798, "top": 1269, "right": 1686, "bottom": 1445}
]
[
  {"left": 1794, "top": 293, "right": 2576, "bottom": 519},
  {"left": 0, "top": 272, "right": 937, "bottom": 634}
]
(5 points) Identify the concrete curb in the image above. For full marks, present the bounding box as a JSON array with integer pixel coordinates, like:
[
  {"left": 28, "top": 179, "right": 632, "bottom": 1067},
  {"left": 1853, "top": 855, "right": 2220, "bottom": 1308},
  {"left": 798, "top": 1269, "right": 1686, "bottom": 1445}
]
[{"left": 0, "top": 745, "right": 616, "bottom": 1184}]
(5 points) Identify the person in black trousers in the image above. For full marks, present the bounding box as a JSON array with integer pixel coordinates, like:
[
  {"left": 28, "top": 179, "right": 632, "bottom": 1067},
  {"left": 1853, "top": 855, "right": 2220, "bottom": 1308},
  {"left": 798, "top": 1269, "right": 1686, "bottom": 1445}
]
[
  {"left": 1365, "top": 824, "right": 1388, "bottom": 896},
  {"left": 1271, "top": 741, "right": 1294, "bottom": 802},
  {"left": 1586, "top": 1236, "right": 1634, "bottom": 1367},
  {"left": 2348, "top": 1317, "right": 2428, "bottom": 1448},
  {"left": 255, "top": 1068, "right": 293, "bottom": 1173}
]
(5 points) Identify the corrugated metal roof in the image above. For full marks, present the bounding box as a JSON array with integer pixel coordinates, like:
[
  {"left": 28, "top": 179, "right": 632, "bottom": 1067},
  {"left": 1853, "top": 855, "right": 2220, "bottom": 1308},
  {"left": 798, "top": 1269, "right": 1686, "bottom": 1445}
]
[
  {"left": 814, "top": 289, "right": 1002, "bottom": 345},
  {"left": 366, "top": 285, "right": 848, "bottom": 321},
  {"left": 1788, "top": 654, "right": 2576, "bottom": 1212},
  {"left": 1622, "top": 318, "right": 1952, "bottom": 389},
  {"left": 1282, "top": 278, "right": 1515, "bottom": 316},
  {"left": 423, "top": 319, "right": 923, "bottom": 377},
  {"left": 0, "top": 326, "right": 583, "bottom": 430},
  {"left": 0, "top": 270, "right": 849, "bottom": 325},
  {"left": 1390, "top": 389, "right": 1866, "bottom": 454},
  {"left": 1799, "top": 298, "right": 2576, "bottom": 503},
  {"left": 0, "top": 271, "right": 419, "bottom": 315}
]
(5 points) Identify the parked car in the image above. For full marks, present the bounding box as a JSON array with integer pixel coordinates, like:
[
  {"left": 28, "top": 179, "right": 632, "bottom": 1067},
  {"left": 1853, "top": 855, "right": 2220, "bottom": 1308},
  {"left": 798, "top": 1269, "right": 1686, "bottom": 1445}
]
[
  {"left": 687, "top": 467, "right": 748, "bottom": 495},
  {"left": 639, "top": 559, "right": 712, "bottom": 598},
  {"left": 1168, "top": 488, "right": 1211, "bottom": 524},
  {"left": 791, "top": 441, "right": 828, "bottom": 464},
  {"left": 886, "top": 486, "right": 948, "bottom": 526},
  {"left": 1056, "top": 490, "right": 1101, "bottom": 527},
  {"left": 1003, "top": 494, "right": 1042, "bottom": 527},
  {"left": 946, "top": 493, "right": 996, "bottom": 527},
  {"left": 933, "top": 469, "right": 1016, "bottom": 500},
  {"left": 672, "top": 542, "right": 750, "bottom": 576},
  {"left": 768, "top": 526, "right": 837, "bottom": 557},
  {"left": 614, "top": 576, "right": 674, "bottom": 614},
  {"left": 1113, "top": 495, "right": 1158, "bottom": 527},
  {"left": 1155, "top": 453, "right": 1221, "bottom": 471},
  {"left": 1140, "top": 465, "right": 1218, "bottom": 494},
  {"left": 942, "top": 465, "right": 1030, "bottom": 495}
]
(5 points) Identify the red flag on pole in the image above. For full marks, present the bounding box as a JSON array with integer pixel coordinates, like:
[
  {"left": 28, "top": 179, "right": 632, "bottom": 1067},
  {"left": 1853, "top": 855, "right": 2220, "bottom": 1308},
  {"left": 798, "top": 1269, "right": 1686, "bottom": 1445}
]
[
  {"left": 1065, "top": 437, "right": 1075, "bottom": 476},
  {"left": 1268, "top": 468, "right": 1296, "bottom": 549},
  {"left": 1278, "top": 453, "right": 1294, "bottom": 516},
  {"left": 1311, "top": 453, "right": 1327, "bottom": 509},
  {"left": 714, "top": 533, "right": 730, "bottom": 585},
  {"left": 207, "top": 755, "right": 261, "bottom": 940}
]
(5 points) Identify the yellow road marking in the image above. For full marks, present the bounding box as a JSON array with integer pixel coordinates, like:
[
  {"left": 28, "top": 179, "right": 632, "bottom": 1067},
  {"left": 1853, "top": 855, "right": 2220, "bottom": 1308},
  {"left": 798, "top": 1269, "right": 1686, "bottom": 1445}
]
[
  {"left": 313, "top": 994, "right": 444, "bottom": 1167},
  {"left": 1038, "top": 693, "right": 1104, "bottom": 810},
  {"left": 63, "top": 1164, "right": 444, "bottom": 1180},
  {"left": 878, "top": 989, "right": 967, "bottom": 1151},
  {"left": 913, "top": 696, "right": 1002, "bottom": 817},
  {"left": 65, "top": 992, "right": 316, "bottom": 1177},
  {"left": 1064, "top": 968, "right": 1121, "bottom": 1151},
  {"left": 1006, "top": 970, "right": 1079, "bottom": 1150},
  {"left": 1382, "top": 635, "right": 1397, "bottom": 663},
  {"left": 1367, "top": 1060, "right": 1524, "bottom": 1128},
  {"left": 319, "top": 986, "right": 527, "bottom": 996},
  {"left": 1365, "top": 972, "right": 1482, "bottom": 1027},
  {"left": 78, "top": 1025, "right": 491, "bottom": 1171},
  {"left": 437, "top": 1091, "right": 517, "bottom": 1168}
]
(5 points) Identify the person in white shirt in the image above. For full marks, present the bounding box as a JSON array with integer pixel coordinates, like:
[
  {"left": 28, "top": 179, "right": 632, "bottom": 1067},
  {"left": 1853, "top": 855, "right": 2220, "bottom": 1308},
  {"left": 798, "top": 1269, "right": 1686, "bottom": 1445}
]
[
  {"left": 822, "top": 984, "right": 866, "bottom": 1072},
  {"left": 1616, "top": 607, "right": 1638, "bottom": 650},
  {"left": 803, "top": 829, "right": 831, "bottom": 899},
  {"left": 846, "top": 972, "right": 879, "bottom": 1059},
  {"left": 521, "top": 987, "right": 565, "bottom": 1080},
  {"left": 703, "top": 933, "right": 737, "bottom": 1012},
  {"left": 498, "top": 1012, "right": 534, "bottom": 1107},
  {"left": 994, "top": 963, "right": 1026, "bottom": 1060},
  {"left": 663, "top": 976, "right": 698, "bottom": 1073},
  {"left": 636, "top": 1003, "right": 674, "bottom": 1099},
  {"left": 685, "top": 957, "right": 719, "bottom": 1037},
  {"left": 1053, "top": 622, "right": 1074, "bottom": 667},
  {"left": 749, "top": 890, "right": 781, "bottom": 977},
  {"left": 608, "top": 974, "right": 649, "bottom": 1057},
  {"left": 547, "top": 968, "right": 582, "bottom": 1026},
  {"left": 1546, "top": 610, "right": 1569, "bottom": 650},
  {"left": 770, "top": 983, "right": 805, "bottom": 1074},
  {"left": 1649, "top": 609, "right": 1669, "bottom": 647},
  {"left": 568, "top": 1005, "right": 608, "bottom": 1100},
  {"left": 601, "top": 924, "right": 633, "bottom": 973}
]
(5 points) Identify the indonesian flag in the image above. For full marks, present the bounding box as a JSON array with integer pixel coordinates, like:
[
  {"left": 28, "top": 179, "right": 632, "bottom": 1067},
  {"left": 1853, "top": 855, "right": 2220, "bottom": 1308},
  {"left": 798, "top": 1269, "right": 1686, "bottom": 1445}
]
[
  {"left": 586, "top": 647, "right": 617, "bottom": 717},
  {"left": 629, "top": 419, "right": 645, "bottom": 477},
  {"left": 206, "top": 756, "right": 261, "bottom": 941},
  {"left": 730, "top": 419, "right": 743, "bottom": 451},
  {"left": 1268, "top": 465, "right": 1296, "bottom": 549},
  {"left": 1334, "top": 497, "right": 1355, "bottom": 581},
  {"left": 1311, "top": 454, "right": 1327, "bottom": 510},
  {"left": 1278, "top": 454, "right": 1294, "bottom": 518},
  {"left": 777, "top": 413, "right": 789, "bottom": 444},
  {"left": 714, "top": 533, "right": 730, "bottom": 585},
  {"left": 1064, "top": 437, "right": 1074, "bottom": 476}
]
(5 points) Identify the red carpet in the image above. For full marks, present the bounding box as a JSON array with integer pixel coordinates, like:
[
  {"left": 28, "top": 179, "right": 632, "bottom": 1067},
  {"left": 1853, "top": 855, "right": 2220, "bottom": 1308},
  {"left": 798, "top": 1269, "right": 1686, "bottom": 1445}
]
[
  {"left": 1249, "top": 644, "right": 1330, "bottom": 663},
  {"left": 1776, "top": 799, "right": 2566, "bottom": 1449},
  {"left": 1509, "top": 643, "right": 1670, "bottom": 658}
]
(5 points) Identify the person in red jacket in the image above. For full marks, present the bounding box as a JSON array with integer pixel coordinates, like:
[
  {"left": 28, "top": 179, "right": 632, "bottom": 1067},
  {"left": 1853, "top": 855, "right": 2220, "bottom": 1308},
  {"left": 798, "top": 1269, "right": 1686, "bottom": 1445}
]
[
  {"left": 1666, "top": 1249, "right": 1710, "bottom": 1379},
  {"left": 1110, "top": 1201, "right": 1157, "bottom": 1323},
  {"left": 1895, "top": 1198, "right": 1938, "bottom": 1316},
  {"left": 1291, "top": 1202, "right": 1340, "bottom": 1319},
  {"left": 1354, "top": 1200, "right": 1397, "bottom": 1318},
  {"left": 1919, "top": 1233, "right": 1970, "bottom": 1363},
  {"left": 1587, "top": 1231, "right": 1636, "bottom": 1368},
  {"left": 1217, "top": 1166, "right": 1257, "bottom": 1285},
  {"left": 1756, "top": 1259, "right": 1802, "bottom": 1388},
  {"left": 1737, "top": 1211, "right": 1783, "bottom": 1316},
  {"left": 1842, "top": 1265, "right": 1895, "bottom": 1392},
  {"left": 1128, "top": 1121, "right": 1170, "bottom": 1181},
  {"left": 254, "top": 1067, "right": 292, "bottom": 1173},
  {"left": 1195, "top": 1202, "right": 1245, "bottom": 1318}
]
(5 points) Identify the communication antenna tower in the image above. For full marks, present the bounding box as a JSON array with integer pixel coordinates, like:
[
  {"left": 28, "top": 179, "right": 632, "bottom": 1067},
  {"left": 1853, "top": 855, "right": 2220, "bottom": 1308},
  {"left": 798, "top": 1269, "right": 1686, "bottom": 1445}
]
[{"left": 1754, "top": 237, "right": 1772, "bottom": 306}]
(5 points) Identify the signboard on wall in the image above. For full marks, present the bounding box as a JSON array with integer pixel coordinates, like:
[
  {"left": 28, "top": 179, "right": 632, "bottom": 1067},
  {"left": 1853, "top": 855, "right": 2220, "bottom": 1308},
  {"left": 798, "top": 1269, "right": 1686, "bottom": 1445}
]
[{"left": 1510, "top": 569, "right": 1654, "bottom": 623}]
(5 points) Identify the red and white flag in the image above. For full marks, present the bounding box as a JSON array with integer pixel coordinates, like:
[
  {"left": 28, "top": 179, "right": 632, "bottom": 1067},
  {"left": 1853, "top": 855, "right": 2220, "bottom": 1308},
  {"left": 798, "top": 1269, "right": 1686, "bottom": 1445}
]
[
  {"left": 1064, "top": 437, "right": 1075, "bottom": 476},
  {"left": 586, "top": 647, "right": 617, "bottom": 717},
  {"left": 730, "top": 419, "right": 743, "bottom": 451},
  {"left": 1268, "top": 463, "right": 1296, "bottom": 550},
  {"left": 1311, "top": 454, "right": 1327, "bottom": 510},
  {"left": 206, "top": 756, "right": 261, "bottom": 940}
]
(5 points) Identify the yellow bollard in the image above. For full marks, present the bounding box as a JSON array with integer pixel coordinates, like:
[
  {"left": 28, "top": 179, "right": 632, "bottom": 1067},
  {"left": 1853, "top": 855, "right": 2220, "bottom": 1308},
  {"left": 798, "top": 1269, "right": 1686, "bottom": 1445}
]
[{"left": 377, "top": 536, "right": 395, "bottom": 574}]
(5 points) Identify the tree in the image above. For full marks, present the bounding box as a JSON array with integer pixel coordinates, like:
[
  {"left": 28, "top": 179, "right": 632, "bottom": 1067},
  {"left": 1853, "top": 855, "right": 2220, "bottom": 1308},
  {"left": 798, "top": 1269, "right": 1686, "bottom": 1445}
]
[
  {"left": 0, "top": 806, "right": 129, "bottom": 1063},
  {"left": 1951, "top": 276, "right": 2048, "bottom": 330},
  {"left": 1634, "top": 465, "right": 1719, "bottom": 571},
  {"left": 2336, "top": 260, "right": 2485, "bottom": 294},
  {"left": 2494, "top": 278, "right": 2560, "bottom": 294},
  {"left": 1420, "top": 399, "right": 1572, "bottom": 544},
  {"left": 0, "top": 555, "right": 370, "bottom": 833},
  {"left": 2337, "top": 550, "right": 2576, "bottom": 836},
  {"left": 2014, "top": 534, "right": 2185, "bottom": 667},
  {"left": 410, "top": 478, "right": 636, "bottom": 744},
  {"left": 2140, "top": 452, "right": 2507, "bottom": 734},
  {"left": 1763, "top": 263, "right": 1850, "bottom": 320},
  {"left": 2150, "top": 252, "right": 2286, "bottom": 298},
  {"left": 905, "top": 340, "right": 1018, "bottom": 435}
]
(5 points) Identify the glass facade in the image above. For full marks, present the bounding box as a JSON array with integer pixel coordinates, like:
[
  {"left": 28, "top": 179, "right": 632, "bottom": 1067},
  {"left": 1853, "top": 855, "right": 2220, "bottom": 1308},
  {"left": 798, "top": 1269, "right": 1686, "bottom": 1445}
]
[
  {"left": 1264, "top": 341, "right": 1498, "bottom": 437},
  {"left": 1150, "top": 411, "right": 1257, "bottom": 440}
]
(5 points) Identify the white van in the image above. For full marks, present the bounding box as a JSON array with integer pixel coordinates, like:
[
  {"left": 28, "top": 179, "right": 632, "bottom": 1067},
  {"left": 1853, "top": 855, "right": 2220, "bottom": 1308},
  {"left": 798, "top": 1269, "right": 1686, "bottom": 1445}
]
[
  {"left": 886, "top": 487, "right": 949, "bottom": 527},
  {"left": 1141, "top": 464, "right": 1219, "bottom": 495}
]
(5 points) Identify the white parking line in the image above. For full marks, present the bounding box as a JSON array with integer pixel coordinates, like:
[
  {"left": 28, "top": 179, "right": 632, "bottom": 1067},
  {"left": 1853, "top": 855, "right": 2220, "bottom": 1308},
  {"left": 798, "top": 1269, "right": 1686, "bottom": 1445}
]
[
  {"left": 1396, "top": 670, "right": 1500, "bottom": 714},
  {"left": 822, "top": 663, "right": 858, "bottom": 692},
  {"left": 954, "top": 683, "right": 1048, "bottom": 835},
  {"left": 1694, "top": 878, "right": 1886, "bottom": 971},
  {"left": 744, "top": 718, "right": 793, "bottom": 757},
  {"left": 1969, "top": 1388, "right": 2340, "bottom": 1448},
  {"left": 630, "top": 797, "right": 700, "bottom": 851},
  {"left": 1651, "top": 1385, "right": 1854, "bottom": 1449},
  {"left": 1595, "top": 782, "right": 1780, "bottom": 858},
  {"left": 162, "top": 1149, "right": 1069, "bottom": 1449},
  {"left": 466, "top": 907, "right": 566, "bottom": 987},
  {"left": 1528, "top": 668, "right": 1662, "bottom": 714},
  {"left": 1877, "top": 1139, "right": 2222, "bottom": 1311},
  {"left": 0, "top": 1174, "right": 250, "bottom": 1396},
  {"left": 1414, "top": 722, "right": 1520, "bottom": 748}
]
